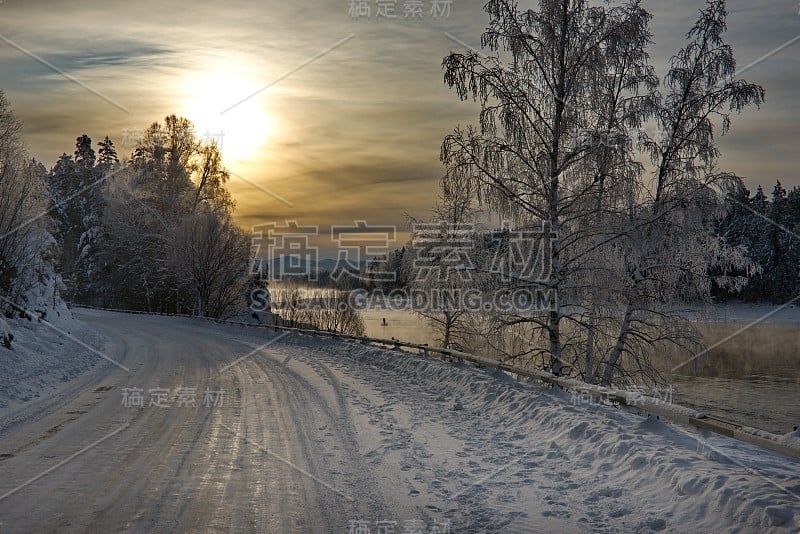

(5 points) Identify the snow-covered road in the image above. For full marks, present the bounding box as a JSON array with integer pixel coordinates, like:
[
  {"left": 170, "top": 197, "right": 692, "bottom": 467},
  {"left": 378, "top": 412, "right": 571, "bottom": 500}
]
[{"left": 0, "top": 309, "right": 797, "bottom": 533}]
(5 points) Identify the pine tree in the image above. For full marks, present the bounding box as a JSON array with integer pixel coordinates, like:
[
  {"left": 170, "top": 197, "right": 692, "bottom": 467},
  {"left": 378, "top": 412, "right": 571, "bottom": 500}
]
[
  {"left": 766, "top": 181, "right": 799, "bottom": 302},
  {"left": 47, "top": 153, "right": 79, "bottom": 297},
  {"left": 74, "top": 134, "right": 96, "bottom": 179},
  {"left": 47, "top": 136, "right": 105, "bottom": 303},
  {"left": 97, "top": 136, "right": 119, "bottom": 171}
]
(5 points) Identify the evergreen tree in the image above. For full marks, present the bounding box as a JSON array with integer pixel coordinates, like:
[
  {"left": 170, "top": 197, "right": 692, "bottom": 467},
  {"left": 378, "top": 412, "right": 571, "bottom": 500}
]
[
  {"left": 46, "top": 153, "right": 79, "bottom": 297},
  {"left": 766, "top": 181, "right": 800, "bottom": 301},
  {"left": 47, "top": 136, "right": 105, "bottom": 303},
  {"left": 74, "top": 134, "right": 96, "bottom": 178},
  {"left": 716, "top": 182, "right": 800, "bottom": 302},
  {"left": 97, "top": 136, "right": 119, "bottom": 171}
]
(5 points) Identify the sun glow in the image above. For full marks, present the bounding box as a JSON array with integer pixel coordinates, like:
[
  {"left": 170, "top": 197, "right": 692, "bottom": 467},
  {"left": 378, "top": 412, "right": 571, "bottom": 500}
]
[{"left": 182, "top": 64, "right": 276, "bottom": 163}]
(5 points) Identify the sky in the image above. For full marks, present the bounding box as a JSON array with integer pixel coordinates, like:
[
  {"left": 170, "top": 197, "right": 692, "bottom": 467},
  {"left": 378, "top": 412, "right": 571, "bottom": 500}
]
[{"left": 1, "top": 0, "right": 798, "bottom": 254}]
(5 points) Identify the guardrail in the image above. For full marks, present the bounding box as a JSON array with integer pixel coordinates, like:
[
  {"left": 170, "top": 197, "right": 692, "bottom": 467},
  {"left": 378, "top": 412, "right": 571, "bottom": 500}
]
[{"left": 70, "top": 304, "right": 800, "bottom": 459}]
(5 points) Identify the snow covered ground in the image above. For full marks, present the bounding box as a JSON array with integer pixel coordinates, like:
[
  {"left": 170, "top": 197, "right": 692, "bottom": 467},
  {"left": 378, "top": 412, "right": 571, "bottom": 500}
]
[
  {"left": 291, "top": 336, "right": 800, "bottom": 532},
  {"left": 0, "top": 309, "right": 798, "bottom": 532},
  {"left": 0, "top": 305, "right": 104, "bottom": 410}
]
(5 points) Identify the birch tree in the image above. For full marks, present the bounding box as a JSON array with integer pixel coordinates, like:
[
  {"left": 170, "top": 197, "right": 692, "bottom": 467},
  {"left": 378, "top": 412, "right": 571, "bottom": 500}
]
[
  {"left": 440, "top": 0, "right": 763, "bottom": 386},
  {"left": 441, "top": 0, "right": 655, "bottom": 376},
  {"left": 406, "top": 183, "right": 482, "bottom": 350},
  {"left": 598, "top": 0, "right": 764, "bottom": 386}
]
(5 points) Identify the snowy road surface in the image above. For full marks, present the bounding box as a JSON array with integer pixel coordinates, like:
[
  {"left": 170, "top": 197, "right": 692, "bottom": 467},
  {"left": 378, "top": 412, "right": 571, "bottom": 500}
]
[{"left": 0, "top": 310, "right": 798, "bottom": 533}]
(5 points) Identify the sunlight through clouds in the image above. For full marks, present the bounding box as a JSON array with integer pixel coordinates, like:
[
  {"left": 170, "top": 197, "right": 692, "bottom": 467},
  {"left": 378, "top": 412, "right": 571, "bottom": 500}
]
[
  {"left": 180, "top": 60, "right": 277, "bottom": 163},
  {"left": 0, "top": 0, "right": 798, "bottom": 230}
]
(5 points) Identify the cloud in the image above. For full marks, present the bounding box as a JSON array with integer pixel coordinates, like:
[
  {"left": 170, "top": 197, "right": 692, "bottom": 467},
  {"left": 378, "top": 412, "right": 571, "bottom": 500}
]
[{"left": 0, "top": 0, "right": 797, "bottom": 236}]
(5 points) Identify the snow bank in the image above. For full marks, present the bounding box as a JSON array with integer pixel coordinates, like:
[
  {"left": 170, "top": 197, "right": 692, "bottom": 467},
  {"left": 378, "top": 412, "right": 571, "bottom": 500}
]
[
  {"left": 0, "top": 308, "right": 104, "bottom": 409},
  {"left": 780, "top": 428, "right": 800, "bottom": 449},
  {"left": 277, "top": 333, "right": 800, "bottom": 532}
]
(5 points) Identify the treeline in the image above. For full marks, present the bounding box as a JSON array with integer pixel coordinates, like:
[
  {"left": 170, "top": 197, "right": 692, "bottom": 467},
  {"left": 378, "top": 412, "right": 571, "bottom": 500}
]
[
  {"left": 0, "top": 90, "right": 255, "bottom": 322},
  {"left": 715, "top": 182, "right": 800, "bottom": 303},
  {"left": 48, "top": 115, "right": 253, "bottom": 317},
  {"left": 360, "top": 182, "right": 800, "bottom": 305}
]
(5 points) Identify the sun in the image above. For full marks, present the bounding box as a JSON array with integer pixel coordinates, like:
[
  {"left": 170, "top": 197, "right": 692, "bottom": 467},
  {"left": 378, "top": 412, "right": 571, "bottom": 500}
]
[{"left": 181, "top": 65, "right": 276, "bottom": 163}]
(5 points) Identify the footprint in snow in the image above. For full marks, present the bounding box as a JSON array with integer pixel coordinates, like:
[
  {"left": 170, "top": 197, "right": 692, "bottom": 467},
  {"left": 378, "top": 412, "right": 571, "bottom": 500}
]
[
  {"left": 637, "top": 517, "right": 667, "bottom": 531},
  {"left": 542, "top": 509, "right": 571, "bottom": 518},
  {"left": 607, "top": 506, "right": 631, "bottom": 518}
]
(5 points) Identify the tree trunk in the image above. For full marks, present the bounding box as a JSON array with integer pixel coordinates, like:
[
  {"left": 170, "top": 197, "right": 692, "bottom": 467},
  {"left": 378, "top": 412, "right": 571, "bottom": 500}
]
[
  {"left": 548, "top": 309, "right": 562, "bottom": 375},
  {"left": 584, "top": 306, "right": 596, "bottom": 383},
  {"left": 601, "top": 304, "right": 633, "bottom": 386}
]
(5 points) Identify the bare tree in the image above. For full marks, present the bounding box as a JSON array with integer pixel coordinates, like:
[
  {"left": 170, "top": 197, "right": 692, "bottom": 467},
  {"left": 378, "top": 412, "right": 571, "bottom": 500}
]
[
  {"left": 170, "top": 210, "right": 251, "bottom": 318},
  {"left": 301, "top": 289, "right": 366, "bottom": 336},
  {"left": 192, "top": 142, "right": 233, "bottom": 214},
  {"left": 0, "top": 91, "right": 57, "bottom": 316},
  {"left": 441, "top": 0, "right": 655, "bottom": 376},
  {"left": 439, "top": 0, "right": 762, "bottom": 386},
  {"left": 598, "top": 0, "right": 764, "bottom": 386},
  {"left": 405, "top": 183, "right": 482, "bottom": 350}
]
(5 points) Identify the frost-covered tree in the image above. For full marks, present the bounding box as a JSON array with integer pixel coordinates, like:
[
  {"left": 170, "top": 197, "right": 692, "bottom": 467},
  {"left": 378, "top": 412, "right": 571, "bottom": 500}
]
[
  {"left": 439, "top": 0, "right": 763, "bottom": 386},
  {"left": 170, "top": 210, "right": 250, "bottom": 318},
  {"left": 99, "top": 164, "right": 170, "bottom": 310},
  {"left": 0, "top": 91, "right": 62, "bottom": 328},
  {"left": 598, "top": 0, "right": 764, "bottom": 386},
  {"left": 46, "top": 153, "right": 78, "bottom": 294},
  {"left": 46, "top": 135, "right": 107, "bottom": 303},
  {"left": 441, "top": 0, "right": 656, "bottom": 376},
  {"left": 99, "top": 115, "right": 248, "bottom": 314}
]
